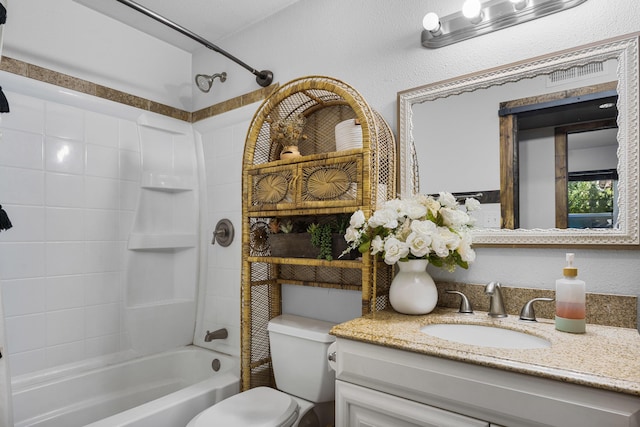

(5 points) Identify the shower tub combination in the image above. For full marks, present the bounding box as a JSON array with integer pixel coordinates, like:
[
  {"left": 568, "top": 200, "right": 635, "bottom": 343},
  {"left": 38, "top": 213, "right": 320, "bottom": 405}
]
[{"left": 11, "top": 346, "right": 239, "bottom": 427}]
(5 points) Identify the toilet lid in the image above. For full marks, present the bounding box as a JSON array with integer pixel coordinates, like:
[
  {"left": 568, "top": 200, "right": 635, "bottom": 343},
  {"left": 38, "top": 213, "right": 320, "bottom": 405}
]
[{"left": 192, "top": 387, "right": 299, "bottom": 427}]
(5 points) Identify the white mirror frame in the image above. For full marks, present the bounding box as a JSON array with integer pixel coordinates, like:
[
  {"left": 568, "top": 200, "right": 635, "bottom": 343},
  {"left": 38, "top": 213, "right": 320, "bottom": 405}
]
[{"left": 398, "top": 33, "right": 639, "bottom": 246}]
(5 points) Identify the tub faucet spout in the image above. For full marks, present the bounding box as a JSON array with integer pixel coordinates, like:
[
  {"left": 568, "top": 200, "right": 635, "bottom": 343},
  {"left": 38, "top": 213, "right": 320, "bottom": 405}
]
[
  {"left": 205, "top": 328, "right": 228, "bottom": 342},
  {"left": 485, "top": 281, "right": 508, "bottom": 318}
]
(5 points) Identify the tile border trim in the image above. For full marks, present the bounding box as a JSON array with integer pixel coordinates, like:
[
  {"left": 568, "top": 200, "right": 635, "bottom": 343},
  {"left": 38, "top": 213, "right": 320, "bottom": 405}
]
[{"left": 0, "top": 56, "right": 277, "bottom": 122}]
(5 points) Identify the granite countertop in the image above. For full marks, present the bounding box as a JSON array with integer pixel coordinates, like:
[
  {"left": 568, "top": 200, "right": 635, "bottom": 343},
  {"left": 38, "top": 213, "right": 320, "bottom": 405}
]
[{"left": 330, "top": 308, "right": 640, "bottom": 397}]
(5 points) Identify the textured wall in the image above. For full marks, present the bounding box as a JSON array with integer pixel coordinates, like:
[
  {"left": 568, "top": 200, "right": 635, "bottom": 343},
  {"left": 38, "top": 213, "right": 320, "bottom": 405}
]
[{"left": 193, "top": 1, "right": 640, "bottom": 300}]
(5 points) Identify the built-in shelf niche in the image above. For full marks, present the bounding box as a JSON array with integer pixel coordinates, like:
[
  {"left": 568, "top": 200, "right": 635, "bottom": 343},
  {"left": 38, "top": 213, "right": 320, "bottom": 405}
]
[{"left": 127, "top": 233, "right": 197, "bottom": 250}]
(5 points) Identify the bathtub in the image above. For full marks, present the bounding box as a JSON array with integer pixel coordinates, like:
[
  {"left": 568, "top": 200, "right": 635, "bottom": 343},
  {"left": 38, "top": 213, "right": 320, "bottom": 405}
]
[{"left": 11, "top": 346, "right": 239, "bottom": 427}]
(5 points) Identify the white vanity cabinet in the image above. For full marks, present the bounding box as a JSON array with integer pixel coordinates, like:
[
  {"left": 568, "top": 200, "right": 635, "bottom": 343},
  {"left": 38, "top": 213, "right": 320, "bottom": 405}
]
[
  {"left": 336, "top": 381, "right": 489, "bottom": 426},
  {"left": 334, "top": 338, "right": 640, "bottom": 427}
]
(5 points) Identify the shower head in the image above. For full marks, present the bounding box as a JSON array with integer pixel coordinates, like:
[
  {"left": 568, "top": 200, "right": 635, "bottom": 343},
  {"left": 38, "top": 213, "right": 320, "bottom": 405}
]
[{"left": 195, "top": 72, "right": 227, "bottom": 93}]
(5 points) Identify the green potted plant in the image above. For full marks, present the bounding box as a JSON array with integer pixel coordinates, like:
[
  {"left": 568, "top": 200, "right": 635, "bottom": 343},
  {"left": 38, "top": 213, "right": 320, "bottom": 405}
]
[
  {"left": 307, "top": 214, "right": 353, "bottom": 261},
  {"left": 268, "top": 215, "right": 356, "bottom": 260}
]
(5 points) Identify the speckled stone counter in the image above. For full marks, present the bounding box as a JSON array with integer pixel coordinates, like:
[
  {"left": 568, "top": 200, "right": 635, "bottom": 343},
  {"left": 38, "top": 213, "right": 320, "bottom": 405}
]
[{"left": 330, "top": 308, "right": 640, "bottom": 397}]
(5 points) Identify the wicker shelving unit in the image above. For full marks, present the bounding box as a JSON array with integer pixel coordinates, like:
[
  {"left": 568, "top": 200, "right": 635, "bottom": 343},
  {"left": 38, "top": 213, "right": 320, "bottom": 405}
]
[{"left": 241, "top": 76, "right": 396, "bottom": 391}]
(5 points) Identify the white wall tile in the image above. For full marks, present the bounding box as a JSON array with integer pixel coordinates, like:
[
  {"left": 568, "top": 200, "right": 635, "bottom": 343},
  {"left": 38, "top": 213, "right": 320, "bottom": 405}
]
[
  {"left": 46, "top": 308, "right": 84, "bottom": 346},
  {"left": 85, "top": 303, "right": 120, "bottom": 338},
  {"left": 84, "top": 242, "right": 123, "bottom": 273},
  {"left": 45, "top": 172, "right": 84, "bottom": 208},
  {"left": 45, "top": 103, "right": 83, "bottom": 141},
  {"left": 46, "top": 207, "right": 85, "bottom": 241},
  {"left": 85, "top": 112, "right": 118, "bottom": 147},
  {"left": 119, "top": 120, "right": 140, "bottom": 152},
  {"left": 0, "top": 129, "right": 43, "bottom": 170},
  {"left": 0, "top": 205, "right": 45, "bottom": 242},
  {"left": 7, "top": 349, "right": 46, "bottom": 377},
  {"left": 86, "top": 144, "right": 119, "bottom": 179},
  {"left": 85, "top": 334, "right": 120, "bottom": 358},
  {"left": 46, "top": 341, "right": 85, "bottom": 367},
  {"left": 0, "top": 242, "right": 45, "bottom": 279},
  {"left": 119, "top": 181, "right": 140, "bottom": 212},
  {"left": 45, "top": 242, "right": 86, "bottom": 276},
  {"left": 84, "top": 209, "right": 119, "bottom": 241},
  {"left": 44, "top": 137, "right": 84, "bottom": 175},
  {"left": 46, "top": 275, "right": 85, "bottom": 311},
  {"left": 84, "top": 176, "right": 119, "bottom": 210},
  {"left": 1, "top": 278, "right": 46, "bottom": 316},
  {"left": 119, "top": 150, "right": 141, "bottom": 182},
  {"left": 0, "top": 92, "right": 45, "bottom": 134},
  {"left": 5, "top": 313, "right": 46, "bottom": 353},
  {"left": 0, "top": 91, "right": 144, "bottom": 376},
  {"left": 84, "top": 272, "right": 121, "bottom": 306},
  {"left": 0, "top": 167, "right": 44, "bottom": 205},
  {"left": 118, "top": 211, "right": 135, "bottom": 240}
]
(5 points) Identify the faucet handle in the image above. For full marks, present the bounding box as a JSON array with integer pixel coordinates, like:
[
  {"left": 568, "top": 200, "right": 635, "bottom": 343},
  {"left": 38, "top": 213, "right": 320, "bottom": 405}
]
[
  {"left": 446, "top": 290, "right": 474, "bottom": 314},
  {"left": 519, "top": 297, "right": 554, "bottom": 321}
]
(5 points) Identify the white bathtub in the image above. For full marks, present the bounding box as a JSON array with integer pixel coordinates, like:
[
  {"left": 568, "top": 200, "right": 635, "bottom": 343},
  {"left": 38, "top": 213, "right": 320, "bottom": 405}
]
[{"left": 11, "top": 346, "right": 239, "bottom": 427}]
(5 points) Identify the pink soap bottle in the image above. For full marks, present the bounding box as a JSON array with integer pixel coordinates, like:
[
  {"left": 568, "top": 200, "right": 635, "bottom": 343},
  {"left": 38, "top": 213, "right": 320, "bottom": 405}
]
[{"left": 555, "top": 253, "right": 586, "bottom": 333}]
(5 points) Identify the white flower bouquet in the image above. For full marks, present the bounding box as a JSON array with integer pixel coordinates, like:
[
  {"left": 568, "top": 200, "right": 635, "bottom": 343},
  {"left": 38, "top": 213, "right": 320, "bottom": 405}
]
[{"left": 343, "top": 192, "right": 480, "bottom": 271}]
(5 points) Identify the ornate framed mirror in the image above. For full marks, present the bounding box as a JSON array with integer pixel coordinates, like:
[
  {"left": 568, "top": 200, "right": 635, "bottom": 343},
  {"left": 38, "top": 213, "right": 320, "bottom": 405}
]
[{"left": 398, "top": 33, "right": 639, "bottom": 246}]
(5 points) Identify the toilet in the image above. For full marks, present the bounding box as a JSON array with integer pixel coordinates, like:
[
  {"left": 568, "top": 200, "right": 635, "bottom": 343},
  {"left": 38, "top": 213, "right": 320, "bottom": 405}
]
[{"left": 187, "top": 314, "right": 337, "bottom": 427}]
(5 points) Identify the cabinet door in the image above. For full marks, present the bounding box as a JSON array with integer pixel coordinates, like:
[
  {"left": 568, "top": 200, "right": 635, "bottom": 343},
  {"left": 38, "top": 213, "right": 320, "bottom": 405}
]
[{"left": 336, "top": 381, "right": 489, "bottom": 427}]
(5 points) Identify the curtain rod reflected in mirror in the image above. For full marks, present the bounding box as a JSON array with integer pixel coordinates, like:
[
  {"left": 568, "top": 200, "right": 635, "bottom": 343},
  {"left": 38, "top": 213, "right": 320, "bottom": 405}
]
[{"left": 398, "top": 33, "right": 639, "bottom": 246}]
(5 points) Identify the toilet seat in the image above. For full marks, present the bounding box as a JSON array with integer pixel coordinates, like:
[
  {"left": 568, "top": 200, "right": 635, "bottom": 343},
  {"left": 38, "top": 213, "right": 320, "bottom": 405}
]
[{"left": 187, "top": 386, "right": 299, "bottom": 427}]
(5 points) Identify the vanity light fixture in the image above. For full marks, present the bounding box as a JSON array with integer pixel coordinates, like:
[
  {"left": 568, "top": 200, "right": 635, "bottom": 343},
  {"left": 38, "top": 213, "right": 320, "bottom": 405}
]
[{"left": 422, "top": 0, "right": 588, "bottom": 49}]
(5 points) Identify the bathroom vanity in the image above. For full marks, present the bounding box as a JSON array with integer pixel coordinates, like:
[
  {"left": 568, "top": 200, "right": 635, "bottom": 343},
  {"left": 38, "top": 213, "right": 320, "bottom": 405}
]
[{"left": 331, "top": 309, "right": 640, "bottom": 427}]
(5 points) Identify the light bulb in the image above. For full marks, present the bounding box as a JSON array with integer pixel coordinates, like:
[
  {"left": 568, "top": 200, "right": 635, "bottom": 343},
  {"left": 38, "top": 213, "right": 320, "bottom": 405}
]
[
  {"left": 422, "top": 12, "right": 441, "bottom": 33},
  {"left": 462, "top": 0, "right": 483, "bottom": 23}
]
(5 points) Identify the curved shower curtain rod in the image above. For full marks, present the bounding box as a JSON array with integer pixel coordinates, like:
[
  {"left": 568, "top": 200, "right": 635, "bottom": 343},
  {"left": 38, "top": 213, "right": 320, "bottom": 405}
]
[{"left": 115, "top": 0, "right": 274, "bottom": 88}]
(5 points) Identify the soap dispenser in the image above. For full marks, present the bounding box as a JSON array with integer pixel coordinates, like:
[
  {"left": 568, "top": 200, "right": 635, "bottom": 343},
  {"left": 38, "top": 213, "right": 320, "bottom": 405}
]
[{"left": 555, "top": 253, "right": 586, "bottom": 333}]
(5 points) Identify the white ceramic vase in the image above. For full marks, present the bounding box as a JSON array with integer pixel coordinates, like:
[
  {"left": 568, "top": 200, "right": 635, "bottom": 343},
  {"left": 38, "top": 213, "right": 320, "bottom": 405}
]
[{"left": 388, "top": 259, "right": 438, "bottom": 315}]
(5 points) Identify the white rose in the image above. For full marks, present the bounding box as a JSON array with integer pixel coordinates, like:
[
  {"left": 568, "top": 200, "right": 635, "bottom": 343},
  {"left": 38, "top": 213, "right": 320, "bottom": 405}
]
[
  {"left": 404, "top": 200, "right": 427, "bottom": 220},
  {"left": 349, "top": 210, "right": 366, "bottom": 228},
  {"left": 457, "top": 236, "right": 476, "bottom": 263},
  {"left": 431, "top": 227, "right": 460, "bottom": 257},
  {"left": 410, "top": 219, "right": 436, "bottom": 236},
  {"left": 425, "top": 197, "right": 441, "bottom": 218},
  {"left": 384, "top": 199, "right": 403, "bottom": 213},
  {"left": 383, "top": 237, "right": 409, "bottom": 265},
  {"left": 440, "top": 207, "right": 470, "bottom": 228},
  {"left": 370, "top": 235, "right": 384, "bottom": 255},
  {"left": 438, "top": 192, "right": 458, "bottom": 208},
  {"left": 344, "top": 226, "right": 360, "bottom": 243},
  {"left": 465, "top": 198, "right": 481, "bottom": 212},
  {"left": 369, "top": 207, "right": 399, "bottom": 229},
  {"left": 406, "top": 232, "right": 431, "bottom": 258}
]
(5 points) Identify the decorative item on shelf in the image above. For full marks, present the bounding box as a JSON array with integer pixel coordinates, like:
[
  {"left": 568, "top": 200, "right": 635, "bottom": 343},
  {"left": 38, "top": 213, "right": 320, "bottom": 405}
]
[
  {"left": 335, "top": 118, "right": 362, "bottom": 151},
  {"left": 268, "top": 114, "right": 308, "bottom": 160},
  {"left": 268, "top": 215, "right": 356, "bottom": 260},
  {"left": 343, "top": 192, "right": 480, "bottom": 314},
  {"left": 308, "top": 214, "right": 353, "bottom": 261}
]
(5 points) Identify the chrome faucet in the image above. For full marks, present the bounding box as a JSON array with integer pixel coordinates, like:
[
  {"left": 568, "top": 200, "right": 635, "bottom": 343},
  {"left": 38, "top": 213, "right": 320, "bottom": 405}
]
[
  {"left": 204, "top": 328, "right": 228, "bottom": 342},
  {"left": 484, "top": 281, "right": 508, "bottom": 318}
]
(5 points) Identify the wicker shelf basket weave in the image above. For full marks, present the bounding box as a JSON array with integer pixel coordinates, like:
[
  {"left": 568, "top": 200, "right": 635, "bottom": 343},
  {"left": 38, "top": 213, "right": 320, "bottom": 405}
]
[{"left": 241, "top": 76, "right": 396, "bottom": 392}]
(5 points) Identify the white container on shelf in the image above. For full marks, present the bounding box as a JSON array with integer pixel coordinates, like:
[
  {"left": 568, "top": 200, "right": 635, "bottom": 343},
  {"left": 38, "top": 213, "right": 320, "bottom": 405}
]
[{"left": 335, "top": 119, "right": 362, "bottom": 151}]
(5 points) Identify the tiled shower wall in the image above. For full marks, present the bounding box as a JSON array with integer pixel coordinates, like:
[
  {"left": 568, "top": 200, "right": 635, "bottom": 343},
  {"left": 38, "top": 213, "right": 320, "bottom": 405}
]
[
  {"left": 192, "top": 105, "right": 255, "bottom": 358},
  {"left": 0, "top": 90, "right": 141, "bottom": 376}
]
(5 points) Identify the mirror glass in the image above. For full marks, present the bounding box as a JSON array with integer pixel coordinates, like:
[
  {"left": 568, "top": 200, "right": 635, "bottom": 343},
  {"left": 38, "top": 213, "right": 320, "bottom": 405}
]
[{"left": 398, "top": 34, "right": 639, "bottom": 246}]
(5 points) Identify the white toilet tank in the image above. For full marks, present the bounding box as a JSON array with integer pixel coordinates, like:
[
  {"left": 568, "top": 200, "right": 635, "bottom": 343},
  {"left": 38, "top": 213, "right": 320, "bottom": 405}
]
[{"left": 267, "top": 314, "right": 337, "bottom": 403}]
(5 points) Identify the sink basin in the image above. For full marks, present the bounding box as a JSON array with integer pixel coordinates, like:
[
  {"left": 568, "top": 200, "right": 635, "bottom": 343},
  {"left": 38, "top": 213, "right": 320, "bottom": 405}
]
[{"left": 420, "top": 323, "right": 551, "bottom": 349}]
